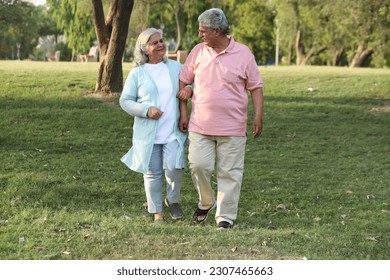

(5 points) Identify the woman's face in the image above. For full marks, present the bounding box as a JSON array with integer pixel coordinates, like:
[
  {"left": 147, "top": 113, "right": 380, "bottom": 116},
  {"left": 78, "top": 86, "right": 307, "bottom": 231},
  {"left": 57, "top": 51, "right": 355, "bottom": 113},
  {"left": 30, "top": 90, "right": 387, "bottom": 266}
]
[{"left": 145, "top": 33, "right": 166, "bottom": 63}]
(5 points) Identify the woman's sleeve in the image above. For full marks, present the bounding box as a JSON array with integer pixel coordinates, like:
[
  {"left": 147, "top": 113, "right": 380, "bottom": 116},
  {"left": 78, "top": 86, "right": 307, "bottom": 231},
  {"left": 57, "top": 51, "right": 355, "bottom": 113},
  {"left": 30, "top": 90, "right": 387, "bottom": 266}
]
[{"left": 119, "top": 70, "right": 149, "bottom": 118}]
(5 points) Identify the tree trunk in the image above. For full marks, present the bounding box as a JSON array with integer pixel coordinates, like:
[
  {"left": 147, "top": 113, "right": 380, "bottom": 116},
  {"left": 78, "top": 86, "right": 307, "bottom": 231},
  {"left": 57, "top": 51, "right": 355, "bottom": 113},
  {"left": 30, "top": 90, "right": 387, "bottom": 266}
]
[
  {"left": 287, "top": 44, "right": 293, "bottom": 65},
  {"left": 300, "top": 45, "right": 328, "bottom": 65},
  {"left": 92, "top": 0, "right": 134, "bottom": 95},
  {"left": 173, "top": 8, "right": 182, "bottom": 52},
  {"left": 167, "top": 0, "right": 187, "bottom": 53},
  {"left": 350, "top": 43, "right": 374, "bottom": 68},
  {"left": 295, "top": 29, "right": 305, "bottom": 65},
  {"left": 332, "top": 48, "right": 344, "bottom": 66}
]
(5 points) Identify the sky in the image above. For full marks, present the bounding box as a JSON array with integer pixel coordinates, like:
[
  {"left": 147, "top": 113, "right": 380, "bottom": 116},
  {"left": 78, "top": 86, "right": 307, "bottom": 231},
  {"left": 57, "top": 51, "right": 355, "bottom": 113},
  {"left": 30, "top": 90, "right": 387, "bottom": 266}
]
[{"left": 32, "top": 0, "right": 46, "bottom": 6}]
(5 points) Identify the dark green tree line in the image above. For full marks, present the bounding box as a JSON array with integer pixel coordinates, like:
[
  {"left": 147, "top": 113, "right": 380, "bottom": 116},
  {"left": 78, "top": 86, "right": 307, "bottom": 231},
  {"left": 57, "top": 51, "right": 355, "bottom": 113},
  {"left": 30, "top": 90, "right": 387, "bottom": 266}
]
[
  {"left": 3, "top": 0, "right": 390, "bottom": 67},
  {"left": 2, "top": 0, "right": 389, "bottom": 94},
  {"left": 271, "top": 0, "right": 390, "bottom": 67}
]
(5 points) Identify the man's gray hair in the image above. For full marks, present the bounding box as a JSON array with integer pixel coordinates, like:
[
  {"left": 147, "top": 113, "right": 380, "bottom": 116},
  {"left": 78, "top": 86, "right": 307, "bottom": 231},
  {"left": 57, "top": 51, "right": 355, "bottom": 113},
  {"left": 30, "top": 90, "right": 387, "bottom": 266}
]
[
  {"left": 198, "top": 8, "right": 229, "bottom": 35},
  {"left": 133, "top": 28, "right": 166, "bottom": 67}
]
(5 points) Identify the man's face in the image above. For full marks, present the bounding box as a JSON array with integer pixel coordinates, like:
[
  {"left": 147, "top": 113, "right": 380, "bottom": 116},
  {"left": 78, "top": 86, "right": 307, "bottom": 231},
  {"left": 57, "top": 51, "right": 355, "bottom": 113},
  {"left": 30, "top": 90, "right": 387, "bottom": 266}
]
[{"left": 198, "top": 24, "right": 217, "bottom": 47}]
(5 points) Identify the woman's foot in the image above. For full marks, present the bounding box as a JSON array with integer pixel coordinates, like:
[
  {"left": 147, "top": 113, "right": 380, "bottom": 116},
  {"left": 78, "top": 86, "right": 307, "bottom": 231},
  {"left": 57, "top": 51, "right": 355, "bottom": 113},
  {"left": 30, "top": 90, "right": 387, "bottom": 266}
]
[
  {"left": 154, "top": 212, "right": 164, "bottom": 223},
  {"left": 164, "top": 198, "right": 183, "bottom": 220}
]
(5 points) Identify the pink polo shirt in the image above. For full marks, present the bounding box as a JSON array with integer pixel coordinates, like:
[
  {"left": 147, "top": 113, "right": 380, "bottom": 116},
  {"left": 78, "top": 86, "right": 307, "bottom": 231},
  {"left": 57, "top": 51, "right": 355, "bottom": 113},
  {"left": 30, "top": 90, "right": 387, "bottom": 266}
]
[{"left": 180, "top": 37, "right": 263, "bottom": 136}]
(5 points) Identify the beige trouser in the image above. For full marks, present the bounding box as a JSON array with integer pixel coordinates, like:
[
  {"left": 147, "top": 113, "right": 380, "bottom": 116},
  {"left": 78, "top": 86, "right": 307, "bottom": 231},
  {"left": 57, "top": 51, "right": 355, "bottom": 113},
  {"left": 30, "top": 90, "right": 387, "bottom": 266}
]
[{"left": 188, "top": 132, "right": 247, "bottom": 224}]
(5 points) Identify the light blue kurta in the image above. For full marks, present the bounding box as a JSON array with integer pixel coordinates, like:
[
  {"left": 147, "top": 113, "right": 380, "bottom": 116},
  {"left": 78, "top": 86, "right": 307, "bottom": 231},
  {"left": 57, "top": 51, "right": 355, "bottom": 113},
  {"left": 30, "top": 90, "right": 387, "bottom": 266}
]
[{"left": 119, "top": 59, "right": 187, "bottom": 174}]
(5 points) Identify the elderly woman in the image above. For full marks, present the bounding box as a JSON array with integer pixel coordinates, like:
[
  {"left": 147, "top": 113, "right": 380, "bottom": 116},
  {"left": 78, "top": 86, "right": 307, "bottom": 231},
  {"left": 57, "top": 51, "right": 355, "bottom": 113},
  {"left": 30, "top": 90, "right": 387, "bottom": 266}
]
[{"left": 119, "top": 28, "right": 189, "bottom": 223}]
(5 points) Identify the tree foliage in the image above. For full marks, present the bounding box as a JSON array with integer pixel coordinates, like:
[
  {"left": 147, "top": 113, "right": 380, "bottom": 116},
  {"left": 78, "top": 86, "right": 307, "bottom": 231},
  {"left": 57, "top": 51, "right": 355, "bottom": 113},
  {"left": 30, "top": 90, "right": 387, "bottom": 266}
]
[
  {"left": 46, "top": 0, "right": 96, "bottom": 56},
  {"left": 0, "top": 0, "right": 55, "bottom": 59},
  {"left": 232, "top": 0, "right": 275, "bottom": 64},
  {"left": 272, "top": 0, "right": 390, "bottom": 67},
  {"left": 343, "top": 0, "right": 390, "bottom": 67}
]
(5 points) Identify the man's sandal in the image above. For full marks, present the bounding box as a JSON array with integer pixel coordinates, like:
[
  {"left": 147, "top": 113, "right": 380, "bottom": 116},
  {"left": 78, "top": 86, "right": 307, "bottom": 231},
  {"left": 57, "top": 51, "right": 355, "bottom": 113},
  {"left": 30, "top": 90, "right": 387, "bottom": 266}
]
[{"left": 192, "top": 202, "right": 216, "bottom": 224}]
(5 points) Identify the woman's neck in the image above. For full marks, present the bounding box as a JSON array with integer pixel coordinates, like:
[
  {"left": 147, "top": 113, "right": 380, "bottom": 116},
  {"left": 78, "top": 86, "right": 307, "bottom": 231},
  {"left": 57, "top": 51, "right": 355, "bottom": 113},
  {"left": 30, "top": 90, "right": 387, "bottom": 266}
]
[{"left": 148, "top": 57, "right": 163, "bottom": 64}]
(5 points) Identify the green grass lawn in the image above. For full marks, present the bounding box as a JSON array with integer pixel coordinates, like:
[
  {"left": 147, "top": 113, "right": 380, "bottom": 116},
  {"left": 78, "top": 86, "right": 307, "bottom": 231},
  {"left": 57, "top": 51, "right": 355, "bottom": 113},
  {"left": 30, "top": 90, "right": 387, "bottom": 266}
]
[{"left": 0, "top": 61, "right": 389, "bottom": 260}]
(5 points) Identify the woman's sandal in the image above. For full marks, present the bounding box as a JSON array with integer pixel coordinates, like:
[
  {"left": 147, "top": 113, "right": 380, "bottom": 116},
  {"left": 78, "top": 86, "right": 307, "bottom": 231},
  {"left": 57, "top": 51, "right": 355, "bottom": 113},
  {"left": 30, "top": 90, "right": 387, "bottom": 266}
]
[{"left": 192, "top": 202, "right": 216, "bottom": 224}]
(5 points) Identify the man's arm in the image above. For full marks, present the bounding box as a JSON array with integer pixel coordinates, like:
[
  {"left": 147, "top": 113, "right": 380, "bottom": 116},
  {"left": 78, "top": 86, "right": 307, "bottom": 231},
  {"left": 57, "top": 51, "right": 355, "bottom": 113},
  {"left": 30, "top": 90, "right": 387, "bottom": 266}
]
[
  {"left": 250, "top": 87, "right": 263, "bottom": 138},
  {"left": 178, "top": 80, "right": 190, "bottom": 132}
]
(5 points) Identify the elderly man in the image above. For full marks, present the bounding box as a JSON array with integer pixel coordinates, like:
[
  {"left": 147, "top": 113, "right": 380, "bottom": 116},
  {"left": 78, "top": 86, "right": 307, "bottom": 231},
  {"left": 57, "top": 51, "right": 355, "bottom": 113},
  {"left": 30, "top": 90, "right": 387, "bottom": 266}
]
[{"left": 178, "top": 8, "right": 263, "bottom": 229}]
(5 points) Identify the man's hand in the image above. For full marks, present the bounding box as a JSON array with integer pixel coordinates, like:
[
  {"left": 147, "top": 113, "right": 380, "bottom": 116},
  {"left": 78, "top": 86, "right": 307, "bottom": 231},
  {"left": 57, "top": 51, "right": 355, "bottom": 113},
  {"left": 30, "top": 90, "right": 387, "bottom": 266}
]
[
  {"left": 179, "top": 115, "right": 189, "bottom": 132},
  {"left": 252, "top": 116, "right": 263, "bottom": 138}
]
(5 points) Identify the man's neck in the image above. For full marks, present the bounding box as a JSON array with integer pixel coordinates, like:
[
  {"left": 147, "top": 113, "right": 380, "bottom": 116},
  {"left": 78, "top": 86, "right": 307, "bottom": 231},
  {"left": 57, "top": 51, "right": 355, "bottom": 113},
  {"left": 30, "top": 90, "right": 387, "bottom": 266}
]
[{"left": 212, "top": 36, "right": 230, "bottom": 54}]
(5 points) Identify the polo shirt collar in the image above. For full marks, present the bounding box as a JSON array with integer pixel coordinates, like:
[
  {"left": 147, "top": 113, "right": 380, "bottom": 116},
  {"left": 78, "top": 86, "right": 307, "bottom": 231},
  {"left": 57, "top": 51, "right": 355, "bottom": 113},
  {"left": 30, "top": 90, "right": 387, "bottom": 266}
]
[
  {"left": 225, "top": 36, "right": 235, "bottom": 53},
  {"left": 205, "top": 36, "right": 235, "bottom": 55}
]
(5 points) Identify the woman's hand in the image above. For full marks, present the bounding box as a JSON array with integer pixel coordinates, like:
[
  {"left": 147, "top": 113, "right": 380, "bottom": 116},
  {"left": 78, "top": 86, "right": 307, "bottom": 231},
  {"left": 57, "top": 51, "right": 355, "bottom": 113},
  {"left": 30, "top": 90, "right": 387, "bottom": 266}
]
[
  {"left": 147, "top": 107, "right": 163, "bottom": 119},
  {"left": 177, "top": 86, "right": 193, "bottom": 101}
]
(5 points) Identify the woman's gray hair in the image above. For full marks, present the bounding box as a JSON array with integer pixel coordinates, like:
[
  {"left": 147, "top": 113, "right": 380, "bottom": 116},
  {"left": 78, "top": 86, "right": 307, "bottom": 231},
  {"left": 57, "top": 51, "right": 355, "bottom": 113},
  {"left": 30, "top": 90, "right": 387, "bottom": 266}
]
[
  {"left": 133, "top": 28, "right": 166, "bottom": 67},
  {"left": 198, "top": 8, "right": 229, "bottom": 35}
]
